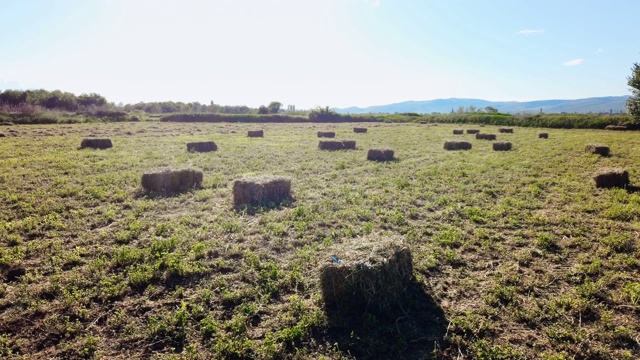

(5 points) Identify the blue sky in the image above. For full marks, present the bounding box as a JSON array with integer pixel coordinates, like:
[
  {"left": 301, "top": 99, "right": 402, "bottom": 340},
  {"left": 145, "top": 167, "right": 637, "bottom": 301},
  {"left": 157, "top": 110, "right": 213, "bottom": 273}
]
[{"left": 0, "top": 0, "right": 639, "bottom": 108}]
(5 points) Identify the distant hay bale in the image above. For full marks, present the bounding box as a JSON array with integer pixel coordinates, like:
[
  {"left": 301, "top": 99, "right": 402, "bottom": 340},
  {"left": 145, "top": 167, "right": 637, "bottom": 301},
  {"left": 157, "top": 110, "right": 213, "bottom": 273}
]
[
  {"left": 248, "top": 130, "right": 264, "bottom": 137},
  {"left": 232, "top": 175, "right": 292, "bottom": 207},
  {"left": 367, "top": 148, "right": 394, "bottom": 162},
  {"left": 444, "top": 140, "right": 472, "bottom": 150},
  {"left": 476, "top": 133, "right": 497, "bottom": 140},
  {"left": 419, "top": 121, "right": 428, "bottom": 125},
  {"left": 342, "top": 140, "right": 356, "bottom": 150},
  {"left": 186, "top": 141, "right": 217, "bottom": 152},
  {"left": 141, "top": 168, "right": 203, "bottom": 193},
  {"left": 0, "top": 133, "right": 5, "bottom": 137},
  {"left": 247, "top": 130, "right": 263, "bottom": 137},
  {"left": 453, "top": 129, "right": 464, "bottom": 135},
  {"left": 585, "top": 144, "right": 610, "bottom": 156},
  {"left": 320, "top": 236, "right": 413, "bottom": 312},
  {"left": 466, "top": 129, "right": 480, "bottom": 134},
  {"left": 493, "top": 141, "right": 512, "bottom": 151},
  {"left": 499, "top": 127, "right": 514, "bottom": 133},
  {"left": 593, "top": 168, "right": 629, "bottom": 189},
  {"left": 353, "top": 127, "right": 368, "bottom": 133},
  {"left": 317, "top": 131, "right": 336, "bottom": 138},
  {"left": 538, "top": 132, "right": 549, "bottom": 139},
  {"left": 318, "top": 140, "right": 356, "bottom": 150},
  {"left": 80, "top": 138, "right": 112, "bottom": 149}
]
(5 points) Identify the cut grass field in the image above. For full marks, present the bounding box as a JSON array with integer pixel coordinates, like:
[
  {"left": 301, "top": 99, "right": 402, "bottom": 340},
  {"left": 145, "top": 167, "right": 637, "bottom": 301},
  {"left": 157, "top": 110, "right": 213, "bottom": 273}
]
[{"left": 1, "top": 121, "right": 639, "bottom": 359}]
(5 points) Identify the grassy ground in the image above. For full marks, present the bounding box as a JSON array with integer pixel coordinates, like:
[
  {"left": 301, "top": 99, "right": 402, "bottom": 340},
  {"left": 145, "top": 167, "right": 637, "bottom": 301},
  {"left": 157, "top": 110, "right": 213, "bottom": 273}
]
[{"left": 0, "top": 122, "right": 639, "bottom": 359}]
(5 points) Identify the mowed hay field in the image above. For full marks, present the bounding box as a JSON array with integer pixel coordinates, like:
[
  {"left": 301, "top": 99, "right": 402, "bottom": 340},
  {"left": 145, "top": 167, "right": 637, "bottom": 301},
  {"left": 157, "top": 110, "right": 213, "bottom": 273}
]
[{"left": 1, "top": 122, "right": 639, "bottom": 359}]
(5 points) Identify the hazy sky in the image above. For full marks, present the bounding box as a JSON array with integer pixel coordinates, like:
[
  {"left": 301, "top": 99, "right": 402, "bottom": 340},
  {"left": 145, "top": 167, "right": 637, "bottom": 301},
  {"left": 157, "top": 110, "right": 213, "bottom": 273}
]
[{"left": 1, "top": 0, "right": 639, "bottom": 108}]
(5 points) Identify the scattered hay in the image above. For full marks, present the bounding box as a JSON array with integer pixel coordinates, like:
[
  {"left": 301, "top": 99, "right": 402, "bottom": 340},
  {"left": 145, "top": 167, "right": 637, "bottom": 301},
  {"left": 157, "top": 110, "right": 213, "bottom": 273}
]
[
  {"left": 320, "top": 236, "right": 413, "bottom": 312},
  {"left": 605, "top": 125, "right": 628, "bottom": 131},
  {"left": 499, "top": 127, "right": 514, "bottom": 133},
  {"left": 186, "top": 141, "right": 217, "bottom": 152},
  {"left": 353, "top": 127, "right": 368, "bottom": 133},
  {"left": 367, "top": 148, "right": 394, "bottom": 162},
  {"left": 317, "top": 131, "right": 336, "bottom": 138},
  {"left": 80, "top": 138, "right": 113, "bottom": 149},
  {"left": 593, "top": 168, "right": 629, "bottom": 189},
  {"left": 538, "top": 132, "right": 549, "bottom": 139},
  {"left": 141, "top": 168, "right": 203, "bottom": 193},
  {"left": 248, "top": 130, "right": 264, "bottom": 137},
  {"left": 444, "top": 140, "right": 472, "bottom": 150},
  {"left": 585, "top": 144, "right": 610, "bottom": 156},
  {"left": 232, "top": 175, "right": 292, "bottom": 207},
  {"left": 319, "top": 140, "right": 356, "bottom": 150},
  {"left": 476, "top": 133, "right": 497, "bottom": 140},
  {"left": 493, "top": 141, "right": 512, "bottom": 151},
  {"left": 466, "top": 129, "right": 480, "bottom": 134},
  {"left": 453, "top": 129, "right": 464, "bottom": 135}
]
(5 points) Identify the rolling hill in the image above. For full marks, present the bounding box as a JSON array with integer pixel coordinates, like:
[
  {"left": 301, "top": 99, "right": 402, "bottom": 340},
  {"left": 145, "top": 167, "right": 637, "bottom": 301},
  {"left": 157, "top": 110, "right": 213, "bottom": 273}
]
[{"left": 336, "top": 96, "right": 630, "bottom": 114}]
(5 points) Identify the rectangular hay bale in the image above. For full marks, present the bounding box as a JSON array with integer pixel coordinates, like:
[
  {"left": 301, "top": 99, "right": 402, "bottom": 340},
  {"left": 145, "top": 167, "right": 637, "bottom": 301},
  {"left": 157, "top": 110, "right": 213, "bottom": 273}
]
[
  {"left": 453, "top": 129, "right": 464, "bottom": 135},
  {"left": 317, "top": 131, "right": 336, "bottom": 138},
  {"left": 232, "top": 175, "right": 292, "bottom": 206},
  {"left": 353, "top": 127, "right": 368, "bottom": 133},
  {"left": 493, "top": 141, "right": 512, "bottom": 151},
  {"left": 585, "top": 144, "right": 610, "bottom": 156},
  {"left": 367, "top": 148, "right": 394, "bottom": 161},
  {"left": 248, "top": 130, "right": 264, "bottom": 137},
  {"left": 499, "top": 127, "right": 514, "bottom": 133},
  {"left": 593, "top": 168, "right": 629, "bottom": 189},
  {"left": 141, "top": 168, "right": 203, "bottom": 193},
  {"left": 320, "top": 236, "right": 413, "bottom": 312},
  {"left": 187, "top": 141, "right": 217, "bottom": 152},
  {"left": 466, "top": 129, "right": 480, "bottom": 134},
  {"left": 476, "top": 133, "right": 497, "bottom": 140},
  {"left": 80, "top": 138, "right": 113, "bottom": 149},
  {"left": 444, "top": 140, "right": 472, "bottom": 150}
]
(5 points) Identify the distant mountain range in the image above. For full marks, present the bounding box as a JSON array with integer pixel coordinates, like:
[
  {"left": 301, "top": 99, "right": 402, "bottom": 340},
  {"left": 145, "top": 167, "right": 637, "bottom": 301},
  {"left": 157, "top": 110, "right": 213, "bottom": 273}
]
[{"left": 336, "top": 96, "right": 631, "bottom": 115}]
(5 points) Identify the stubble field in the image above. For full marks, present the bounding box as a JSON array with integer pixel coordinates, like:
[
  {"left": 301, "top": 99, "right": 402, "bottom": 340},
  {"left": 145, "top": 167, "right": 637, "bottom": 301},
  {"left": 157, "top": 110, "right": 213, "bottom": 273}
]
[{"left": 0, "top": 121, "right": 639, "bottom": 359}]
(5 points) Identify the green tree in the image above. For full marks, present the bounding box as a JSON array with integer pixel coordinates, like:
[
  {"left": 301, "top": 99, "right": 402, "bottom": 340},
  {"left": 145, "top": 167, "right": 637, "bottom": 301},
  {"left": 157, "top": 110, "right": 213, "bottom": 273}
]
[
  {"left": 267, "top": 101, "right": 282, "bottom": 114},
  {"left": 258, "top": 105, "right": 269, "bottom": 114},
  {"left": 627, "top": 62, "right": 640, "bottom": 123},
  {"left": 485, "top": 106, "right": 498, "bottom": 113}
]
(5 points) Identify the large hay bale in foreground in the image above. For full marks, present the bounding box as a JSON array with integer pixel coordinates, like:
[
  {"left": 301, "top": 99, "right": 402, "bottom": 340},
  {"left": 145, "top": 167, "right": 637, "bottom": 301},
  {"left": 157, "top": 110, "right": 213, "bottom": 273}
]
[
  {"left": 318, "top": 140, "right": 356, "bottom": 151},
  {"left": 233, "top": 175, "right": 292, "bottom": 206},
  {"left": 80, "top": 138, "right": 112, "bottom": 149},
  {"left": 141, "top": 168, "right": 203, "bottom": 193},
  {"left": 444, "top": 140, "right": 472, "bottom": 150},
  {"left": 466, "top": 129, "right": 480, "bottom": 134},
  {"left": 476, "top": 133, "right": 497, "bottom": 140},
  {"left": 248, "top": 130, "right": 264, "bottom": 137},
  {"left": 538, "top": 132, "right": 549, "bottom": 139},
  {"left": 186, "top": 141, "right": 217, "bottom": 152},
  {"left": 320, "top": 236, "right": 413, "bottom": 312},
  {"left": 367, "top": 148, "right": 394, "bottom": 162},
  {"left": 353, "top": 127, "right": 368, "bottom": 133},
  {"left": 317, "top": 131, "right": 336, "bottom": 138},
  {"left": 453, "top": 129, "right": 464, "bottom": 135},
  {"left": 499, "top": 127, "right": 514, "bottom": 133},
  {"left": 493, "top": 141, "right": 512, "bottom": 151},
  {"left": 585, "top": 144, "right": 610, "bottom": 156},
  {"left": 593, "top": 168, "right": 629, "bottom": 189}
]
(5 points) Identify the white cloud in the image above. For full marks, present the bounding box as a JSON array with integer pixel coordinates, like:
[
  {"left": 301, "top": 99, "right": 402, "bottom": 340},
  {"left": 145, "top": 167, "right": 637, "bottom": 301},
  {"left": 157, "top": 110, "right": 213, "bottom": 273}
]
[
  {"left": 370, "top": 0, "right": 381, "bottom": 7},
  {"left": 596, "top": 48, "right": 604, "bottom": 54},
  {"left": 516, "top": 29, "right": 544, "bottom": 35},
  {"left": 562, "top": 59, "right": 584, "bottom": 66}
]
